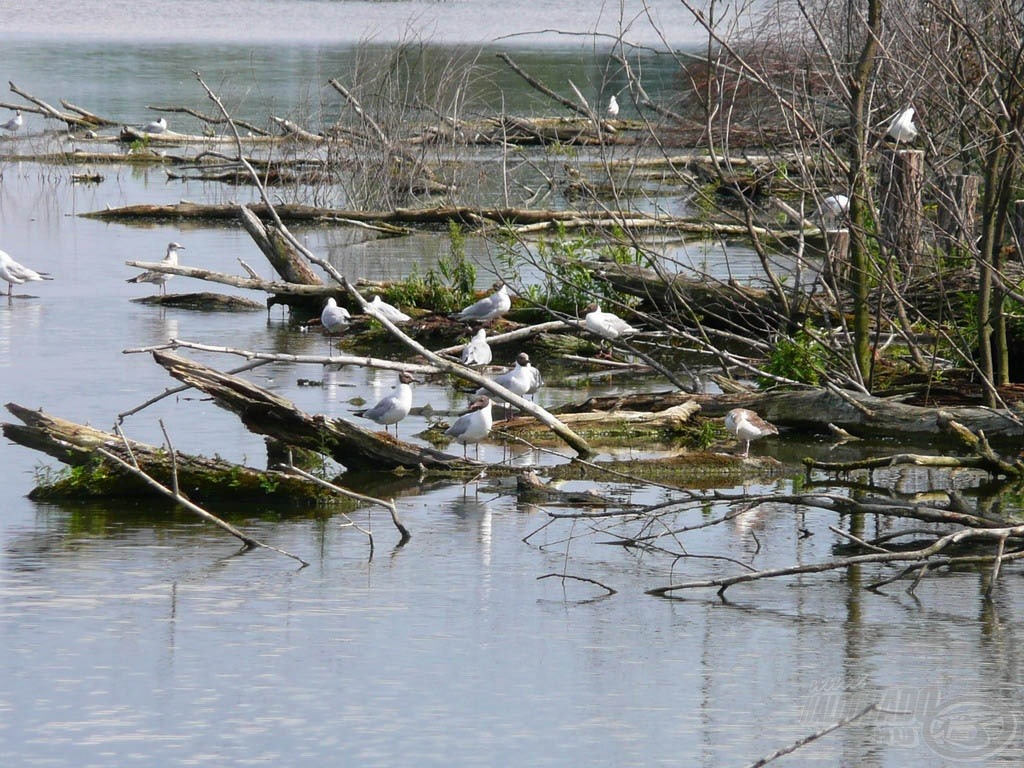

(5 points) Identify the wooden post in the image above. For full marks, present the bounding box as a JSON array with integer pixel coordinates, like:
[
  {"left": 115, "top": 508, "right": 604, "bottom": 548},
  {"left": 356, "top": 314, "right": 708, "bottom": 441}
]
[
  {"left": 1013, "top": 200, "right": 1024, "bottom": 255},
  {"left": 937, "top": 175, "right": 979, "bottom": 260},
  {"left": 879, "top": 149, "right": 925, "bottom": 277}
]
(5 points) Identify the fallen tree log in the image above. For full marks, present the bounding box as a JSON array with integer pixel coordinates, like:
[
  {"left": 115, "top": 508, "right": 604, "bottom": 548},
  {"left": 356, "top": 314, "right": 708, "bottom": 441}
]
[
  {"left": 562, "top": 387, "right": 1024, "bottom": 443},
  {"left": 1, "top": 402, "right": 331, "bottom": 503},
  {"left": 151, "top": 350, "right": 475, "bottom": 472}
]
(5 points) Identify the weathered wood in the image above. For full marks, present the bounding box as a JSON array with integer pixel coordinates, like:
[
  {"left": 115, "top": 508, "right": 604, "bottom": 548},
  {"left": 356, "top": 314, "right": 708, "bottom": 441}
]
[
  {"left": 151, "top": 350, "right": 475, "bottom": 471},
  {"left": 238, "top": 206, "right": 322, "bottom": 286},
  {"left": 938, "top": 175, "right": 979, "bottom": 257},
  {"left": 879, "top": 149, "right": 925, "bottom": 275},
  {"left": 559, "top": 387, "right": 1024, "bottom": 443},
  {"left": 1, "top": 402, "right": 328, "bottom": 502}
]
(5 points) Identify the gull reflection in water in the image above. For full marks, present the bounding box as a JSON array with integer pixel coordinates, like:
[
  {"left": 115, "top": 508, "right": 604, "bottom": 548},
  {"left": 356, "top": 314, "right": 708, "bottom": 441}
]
[{"left": 447, "top": 493, "right": 494, "bottom": 567}]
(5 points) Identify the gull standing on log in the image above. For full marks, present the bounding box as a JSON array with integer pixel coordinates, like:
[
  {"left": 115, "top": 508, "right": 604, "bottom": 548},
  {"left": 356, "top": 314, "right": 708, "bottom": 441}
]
[
  {"left": 1, "top": 110, "right": 23, "bottom": 132},
  {"left": 126, "top": 241, "right": 183, "bottom": 295},
  {"left": 452, "top": 284, "right": 511, "bottom": 324},
  {"left": 607, "top": 95, "right": 619, "bottom": 117},
  {"left": 476, "top": 352, "right": 538, "bottom": 418},
  {"left": 445, "top": 395, "right": 493, "bottom": 459},
  {"left": 584, "top": 302, "right": 638, "bottom": 340},
  {"left": 359, "top": 371, "right": 415, "bottom": 437},
  {"left": 460, "top": 328, "right": 492, "bottom": 367},
  {"left": 724, "top": 408, "right": 779, "bottom": 458},
  {"left": 886, "top": 107, "right": 918, "bottom": 143},
  {"left": 1, "top": 248, "right": 52, "bottom": 296},
  {"left": 366, "top": 294, "right": 411, "bottom": 324}
]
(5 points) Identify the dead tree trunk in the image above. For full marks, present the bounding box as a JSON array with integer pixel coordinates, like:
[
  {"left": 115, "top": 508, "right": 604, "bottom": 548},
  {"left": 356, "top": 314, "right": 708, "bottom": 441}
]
[{"left": 151, "top": 350, "right": 477, "bottom": 472}]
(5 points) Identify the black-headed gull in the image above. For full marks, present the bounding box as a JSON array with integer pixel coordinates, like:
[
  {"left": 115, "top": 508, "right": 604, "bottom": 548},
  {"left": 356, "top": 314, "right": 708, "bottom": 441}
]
[
  {"left": 366, "top": 294, "right": 411, "bottom": 324},
  {"left": 360, "top": 371, "right": 414, "bottom": 437},
  {"left": 820, "top": 194, "right": 850, "bottom": 227},
  {"left": 143, "top": 117, "right": 168, "bottom": 134},
  {"left": 460, "top": 328, "right": 492, "bottom": 367},
  {"left": 476, "top": 352, "right": 538, "bottom": 416},
  {"left": 584, "top": 303, "right": 638, "bottom": 340},
  {"left": 607, "top": 95, "right": 619, "bottom": 117},
  {"left": 1, "top": 248, "right": 52, "bottom": 296},
  {"left": 724, "top": 408, "right": 778, "bottom": 458},
  {"left": 886, "top": 107, "right": 917, "bottom": 143},
  {"left": 320, "top": 297, "right": 351, "bottom": 334},
  {"left": 126, "top": 242, "right": 183, "bottom": 295},
  {"left": 452, "top": 284, "right": 511, "bottom": 323},
  {"left": 1, "top": 110, "right": 23, "bottom": 132},
  {"left": 445, "top": 395, "right": 493, "bottom": 459}
]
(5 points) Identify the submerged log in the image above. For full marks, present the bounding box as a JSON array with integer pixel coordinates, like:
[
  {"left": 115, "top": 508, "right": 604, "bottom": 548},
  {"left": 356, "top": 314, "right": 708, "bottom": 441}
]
[
  {"left": 151, "top": 350, "right": 475, "bottom": 472},
  {"left": 1, "top": 403, "right": 329, "bottom": 503}
]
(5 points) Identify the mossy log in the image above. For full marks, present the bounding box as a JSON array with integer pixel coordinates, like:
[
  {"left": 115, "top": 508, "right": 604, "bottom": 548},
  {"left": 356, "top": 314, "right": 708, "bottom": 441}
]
[
  {"left": 1, "top": 402, "right": 329, "bottom": 502},
  {"left": 152, "top": 350, "right": 476, "bottom": 472}
]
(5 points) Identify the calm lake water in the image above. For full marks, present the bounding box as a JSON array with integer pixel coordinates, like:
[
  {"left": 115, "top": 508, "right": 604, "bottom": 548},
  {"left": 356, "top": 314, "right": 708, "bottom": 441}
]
[{"left": 2, "top": 3, "right": 1023, "bottom": 766}]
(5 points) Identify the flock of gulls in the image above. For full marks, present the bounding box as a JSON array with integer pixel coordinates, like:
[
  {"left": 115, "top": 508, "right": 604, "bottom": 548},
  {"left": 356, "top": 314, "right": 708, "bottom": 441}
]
[
  {"left": 317, "top": 281, "right": 780, "bottom": 460},
  {"left": 0, "top": 102, "right": 927, "bottom": 459}
]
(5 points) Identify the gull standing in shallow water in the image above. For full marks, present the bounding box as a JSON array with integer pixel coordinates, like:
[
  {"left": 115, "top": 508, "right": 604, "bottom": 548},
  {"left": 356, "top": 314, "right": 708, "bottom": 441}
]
[
  {"left": 366, "top": 295, "right": 411, "bottom": 324},
  {"left": 1, "top": 110, "right": 23, "bottom": 132},
  {"left": 320, "top": 297, "right": 351, "bottom": 334},
  {"left": 359, "top": 371, "right": 414, "bottom": 438},
  {"left": 0, "top": 248, "right": 52, "bottom": 296},
  {"left": 460, "top": 328, "right": 492, "bottom": 367},
  {"left": 452, "top": 284, "right": 511, "bottom": 324},
  {"left": 725, "top": 408, "right": 779, "bottom": 458},
  {"left": 445, "top": 395, "right": 493, "bottom": 459},
  {"left": 126, "top": 242, "right": 183, "bottom": 295}
]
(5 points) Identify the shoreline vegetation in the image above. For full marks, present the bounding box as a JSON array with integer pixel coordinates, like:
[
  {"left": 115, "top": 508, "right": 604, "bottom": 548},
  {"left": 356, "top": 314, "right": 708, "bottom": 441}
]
[{"left": 6, "top": 2, "right": 1024, "bottom": 603}]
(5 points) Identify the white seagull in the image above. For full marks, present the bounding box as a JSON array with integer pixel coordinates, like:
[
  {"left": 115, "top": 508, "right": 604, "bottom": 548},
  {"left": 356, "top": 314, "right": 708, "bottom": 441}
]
[
  {"left": 320, "top": 297, "right": 351, "bottom": 334},
  {"left": 445, "top": 395, "right": 493, "bottom": 459},
  {"left": 724, "top": 408, "right": 779, "bottom": 458},
  {"left": 360, "top": 371, "right": 414, "bottom": 437},
  {"left": 1, "top": 110, "right": 23, "bottom": 132},
  {"left": 584, "top": 302, "right": 638, "bottom": 340},
  {"left": 607, "top": 95, "right": 619, "bottom": 117},
  {"left": 476, "top": 352, "right": 538, "bottom": 416},
  {"left": 126, "top": 241, "right": 183, "bottom": 295},
  {"left": 886, "top": 107, "right": 918, "bottom": 143},
  {"left": 0, "top": 248, "right": 52, "bottom": 296},
  {"left": 143, "top": 117, "right": 168, "bottom": 134},
  {"left": 820, "top": 194, "right": 850, "bottom": 227},
  {"left": 366, "top": 294, "right": 411, "bottom": 324},
  {"left": 452, "top": 284, "right": 511, "bottom": 324},
  {"left": 461, "top": 328, "right": 493, "bottom": 367}
]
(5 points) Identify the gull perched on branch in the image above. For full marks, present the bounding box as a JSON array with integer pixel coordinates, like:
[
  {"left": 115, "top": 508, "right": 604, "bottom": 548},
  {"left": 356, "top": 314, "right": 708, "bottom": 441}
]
[
  {"left": 1, "top": 248, "right": 52, "bottom": 296},
  {"left": 451, "top": 284, "right": 511, "bottom": 324},
  {"left": 1, "top": 110, "right": 23, "bottom": 132},
  {"left": 584, "top": 303, "right": 638, "bottom": 340},
  {"left": 126, "top": 241, "right": 183, "bottom": 295}
]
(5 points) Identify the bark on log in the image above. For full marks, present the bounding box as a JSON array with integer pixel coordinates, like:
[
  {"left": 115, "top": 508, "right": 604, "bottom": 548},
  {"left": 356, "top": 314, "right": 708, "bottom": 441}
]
[
  {"left": 1, "top": 402, "right": 328, "bottom": 502},
  {"left": 151, "top": 350, "right": 476, "bottom": 471},
  {"left": 561, "top": 387, "right": 1024, "bottom": 442},
  {"left": 238, "top": 206, "right": 322, "bottom": 286}
]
